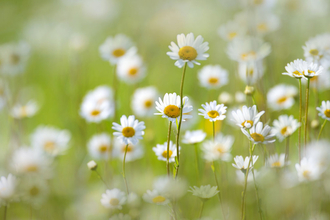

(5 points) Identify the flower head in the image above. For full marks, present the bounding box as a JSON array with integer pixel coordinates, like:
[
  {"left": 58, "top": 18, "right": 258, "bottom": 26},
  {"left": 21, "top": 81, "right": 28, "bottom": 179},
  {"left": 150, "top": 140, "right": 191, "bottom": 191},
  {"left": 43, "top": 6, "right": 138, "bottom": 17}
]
[
  {"left": 272, "top": 115, "right": 300, "bottom": 141},
  {"left": 142, "top": 190, "right": 169, "bottom": 206},
  {"left": 267, "top": 84, "right": 298, "bottom": 111},
  {"left": 188, "top": 185, "right": 219, "bottom": 201},
  {"left": 282, "top": 59, "right": 308, "bottom": 79},
  {"left": 131, "top": 86, "right": 158, "bottom": 117},
  {"left": 182, "top": 130, "right": 206, "bottom": 144},
  {"left": 0, "top": 174, "right": 18, "bottom": 206},
  {"left": 117, "top": 53, "right": 146, "bottom": 84},
  {"left": 101, "top": 188, "right": 126, "bottom": 209},
  {"left": 295, "top": 158, "right": 323, "bottom": 182},
  {"left": 87, "top": 133, "right": 112, "bottom": 160},
  {"left": 153, "top": 141, "right": 179, "bottom": 163},
  {"left": 112, "top": 115, "right": 145, "bottom": 145},
  {"left": 11, "top": 100, "right": 39, "bottom": 119},
  {"left": 197, "top": 65, "right": 229, "bottom": 89},
  {"left": 267, "top": 153, "right": 288, "bottom": 168},
  {"left": 198, "top": 101, "right": 227, "bottom": 122},
  {"left": 201, "top": 134, "right": 234, "bottom": 162},
  {"left": 317, "top": 100, "right": 330, "bottom": 121},
  {"left": 112, "top": 138, "right": 144, "bottom": 162},
  {"left": 231, "top": 105, "right": 265, "bottom": 129},
  {"left": 242, "top": 122, "right": 275, "bottom": 144},
  {"left": 232, "top": 155, "right": 259, "bottom": 172}
]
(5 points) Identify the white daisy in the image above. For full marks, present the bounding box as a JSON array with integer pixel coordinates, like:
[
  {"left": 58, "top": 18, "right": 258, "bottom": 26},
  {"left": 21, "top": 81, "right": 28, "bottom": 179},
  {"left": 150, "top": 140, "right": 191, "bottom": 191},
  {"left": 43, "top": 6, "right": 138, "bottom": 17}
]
[
  {"left": 266, "top": 153, "right": 287, "bottom": 168},
  {"left": 272, "top": 115, "right": 300, "bottom": 141},
  {"left": 20, "top": 177, "right": 48, "bottom": 208},
  {"left": 166, "top": 33, "right": 209, "bottom": 68},
  {"left": 152, "top": 141, "right": 179, "bottom": 163},
  {"left": 238, "top": 60, "right": 264, "bottom": 85},
  {"left": 201, "top": 134, "right": 234, "bottom": 162},
  {"left": 267, "top": 84, "right": 298, "bottom": 111},
  {"left": 198, "top": 100, "right": 227, "bottom": 122},
  {"left": 117, "top": 53, "right": 146, "bottom": 84},
  {"left": 188, "top": 185, "right": 219, "bottom": 200},
  {"left": 309, "top": 69, "right": 330, "bottom": 91},
  {"left": 131, "top": 86, "right": 158, "bottom": 117},
  {"left": 303, "top": 62, "right": 323, "bottom": 78},
  {"left": 11, "top": 100, "right": 39, "bottom": 119},
  {"left": 80, "top": 98, "right": 113, "bottom": 123},
  {"left": 109, "top": 214, "right": 132, "bottom": 220},
  {"left": 112, "top": 138, "right": 144, "bottom": 162},
  {"left": 87, "top": 133, "right": 112, "bottom": 160},
  {"left": 31, "top": 125, "right": 71, "bottom": 156},
  {"left": 0, "top": 174, "right": 18, "bottom": 206},
  {"left": 241, "top": 122, "right": 276, "bottom": 144},
  {"left": 232, "top": 155, "right": 259, "bottom": 171},
  {"left": 253, "top": 11, "right": 280, "bottom": 36},
  {"left": 83, "top": 85, "right": 114, "bottom": 105},
  {"left": 303, "top": 33, "right": 330, "bottom": 69},
  {"left": 182, "top": 130, "right": 206, "bottom": 144},
  {"left": 317, "top": 100, "right": 330, "bottom": 121},
  {"left": 99, "top": 34, "right": 134, "bottom": 65},
  {"left": 112, "top": 115, "right": 145, "bottom": 145},
  {"left": 217, "top": 20, "right": 247, "bottom": 41},
  {"left": 142, "top": 190, "right": 169, "bottom": 206},
  {"left": 197, "top": 65, "right": 229, "bottom": 89},
  {"left": 155, "top": 93, "right": 193, "bottom": 123},
  {"left": 231, "top": 105, "right": 265, "bottom": 129},
  {"left": 295, "top": 157, "right": 323, "bottom": 182},
  {"left": 282, "top": 59, "right": 308, "bottom": 79},
  {"left": 100, "top": 188, "right": 126, "bottom": 209}
]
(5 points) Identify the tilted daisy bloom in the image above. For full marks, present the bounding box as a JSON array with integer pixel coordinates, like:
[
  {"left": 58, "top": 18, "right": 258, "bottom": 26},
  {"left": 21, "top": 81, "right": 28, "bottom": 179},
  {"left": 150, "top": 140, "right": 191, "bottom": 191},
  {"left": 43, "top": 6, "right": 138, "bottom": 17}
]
[
  {"left": 188, "top": 185, "right": 219, "bottom": 201},
  {"left": 11, "top": 100, "right": 39, "bottom": 119},
  {"left": 232, "top": 155, "right": 259, "bottom": 172},
  {"left": 267, "top": 84, "right": 298, "bottom": 111},
  {"left": 303, "top": 33, "right": 330, "bottom": 69},
  {"left": 112, "top": 115, "right": 145, "bottom": 145},
  {"left": 166, "top": 33, "right": 209, "bottom": 68},
  {"left": 303, "top": 62, "right": 323, "bottom": 79},
  {"left": 282, "top": 59, "right": 308, "bottom": 79},
  {"left": 272, "top": 115, "right": 300, "bottom": 141},
  {"left": 101, "top": 188, "right": 126, "bottom": 209},
  {"left": 295, "top": 157, "right": 324, "bottom": 182},
  {"left": 197, "top": 65, "right": 229, "bottom": 89},
  {"left": 317, "top": 100, "right": 330, "bottom": 121},
  {"left": 182, "top": 130, "right": 206, "bottom": 144},
  {"left": 217, "top": 20, "right": 247, "bottom": 41},
  {"left": 112, "top": 138, "right": 144, "bottom": 162},
  {"left": 152, "top": 141, "right": 179, "bottom": 163},
  {"left": 131, "top": 86, "right": 158, "bottom": 117},
  {"left": 117, "top": 53, "right": 146, "bottom": 84},
  {"left": 20, "top": 177, "right": 48, "bottom": 208},
  {"left": 231, "top": 105, "right": 265, "bottom": 129},
  {"left": 83, "top": 85, "right": 113, "bottom": 105},
  {"left": 142, "top": 190, "right": 170, "bottom": 206},
  {"left": 80, "top": 98, "right": 113, "bottom": 123},
  {"left": 0, "top": 174, "right": 18, "bottom": 206},
  {"left": 155, "top": 93, "right": 193, "bottom": 123},
  {"left": 267, "top": 153, "right": 287, "bottom": 168},
  {"left": 242, "top": 122, "right": 276, "bottom": 144},
  {"left": 0, "top": 41, "right": 30, "bottom": 75},
  {"left": 99, "top": 34, "right": 134, "bottom": 65},
  {"left": 87, "top": 133, "right": 111, "bottom": 160},
  {"left": 198, "top": 101, "right": 227, "bottom": 122},
  {"left": 201, "top": 134, "right": 234, "bottom": 162},
  {"left": 109, "top": 214, "right": 132, "bottom": 220},
  {"left": 31, "top": 125, "right": 71, "bottom": 156}
]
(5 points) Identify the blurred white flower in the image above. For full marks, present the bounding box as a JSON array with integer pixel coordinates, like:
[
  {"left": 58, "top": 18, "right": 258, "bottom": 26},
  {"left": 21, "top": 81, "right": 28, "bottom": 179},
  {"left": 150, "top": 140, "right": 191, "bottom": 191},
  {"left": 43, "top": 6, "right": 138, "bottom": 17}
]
[
  {"left": 87, "top": 160, "right": 97, "bottom": 170},
  {"left": 0, "top": 174, "right": 18, "bottom": 206},
  {"left": 153, "top": 176, "right": 187, "bottom": 199},
  {"left": 305, "top": 140, "right": 330, "bottom": 170},
  {"left": 117, "top": 53, "right": 146, "bottom": 84},
  {"left": 87, "top": 133, "right": 111, "bottom": 160},
  {"left": 182, "top": 130, "right": 206, "bottom": 144},
  {"left": 101, "top": 188, "right": 126, "bottom": 209},
  {"left": 232, "top": 155, "right": 259, "bottom": 171},
  {"left": 295, "top": 157, "right": 323, "bottom": 182},
  {"left": 142, "top": 190, "right": 169, "bottom": 206},
  {"left": 231, "top": 105, "right": 264, "bottom": 129},
  {"left": 80, "top": 0, "right": 119, "bottom": 21},
  {"left": 267, "top": 84, "right": 298, "bottom": 111},
  {"left": 197, "top": 65, "right": 229, "bottom": 89},
  {"left": 80, "top": 99, "right": 113, "bottom": 123},
  {"left": 309, "top": 69, "right": 330, "bottom": 91},
  {"left": 242, "top": 122, "right": 275, "bottom": 144},
  {"left": 266, "top": 153, "right": 287, "bottom": 168},
  {"left": 112, "top": 115, "right": 145, "bottom": 145},
  {"left": 198, "top": 101, "right": 227, "bottom": 122},
  {"left": 127, "top": 192, "right": 140, "bottom": 207},
  {"left": 83, "top": 85, "right": 113, "bottom": 105},
  {"left": 11, "top": 100, "right": 39, "bottom": 119},
  {"left": 69, "top": 33, "right": 88, "bottom": 52},
  {"left": 201, "top": 134, "right": 234, "bottom": 162},
  {"left": 303, "top": 62, "right": 323, "bottom": 78},
  {"left": 131, "top": 86, "right": 158, "bottom": 117},
  {"left": 272, "top": 115, "right": 300, "bottom": 141},
  {"left": 316, "top": 100, "right": 330, "bottom": 121},
  {"left": 282, "top": 59, "right": 308, "bottom": 79},
  {"left": 238, "top": 60, "right": 264, "bottom": 85},
  {"left": 152, "top": 141, "right": 179, "bottom": 163},
  {"left": 218, "top": 20, "right": 247, "bottom": 41},
  {"left": 303, "top": 33, "right": 330, "bottom": 69},
  {"left": 21, "top": 177, "right": 48, "bottom": 208},
  {"left": 188, "top": 185, "right": 219, "bottom": 200},
  {"left": 113, "top": 139, "right": 144, "bottom": 162}
]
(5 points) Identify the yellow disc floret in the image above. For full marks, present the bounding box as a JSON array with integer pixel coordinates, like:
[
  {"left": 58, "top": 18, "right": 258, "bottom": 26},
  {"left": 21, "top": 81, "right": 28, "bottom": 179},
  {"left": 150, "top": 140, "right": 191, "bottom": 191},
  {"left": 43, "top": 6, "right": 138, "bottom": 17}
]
[
  {"left": 207, "top": 110, "right": 219, "bottom": 118},
  {"left": 179, "top": 46, "right": 197, "bottom": 61},
  {"left": 112, "top": 48, "right": 125, "bottom": 57},
  {"left": 251, "top": 133, "right": 265, "bottom": 142},
  {"left": 122, "top": 127, "right": 135, "bottom": 138},
  {"left": 164, "top": 105, "right": 180, "bottom": 118}
]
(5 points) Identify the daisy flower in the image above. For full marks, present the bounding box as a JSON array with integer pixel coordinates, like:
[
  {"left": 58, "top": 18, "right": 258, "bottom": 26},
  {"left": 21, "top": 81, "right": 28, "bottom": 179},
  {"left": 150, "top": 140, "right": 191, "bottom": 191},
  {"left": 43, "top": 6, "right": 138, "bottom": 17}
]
[
  {"left": 99, "top": 34, "right": 134, "bottom": 65},
  {"left": 231, "top": 105, "right": 265, "bottom": 129},
  {"left": 309, "top": 69, "right": 330, "bottom": 91},
  {"left": 109, "top": 214, "right": 132, "bottom": 220},
  {"left": 117, "top": 53, "right": 146, "bottom": 84},
  {"left": 11, "top": 100, "right": 39, "bottom": 119},
  {"left": 201, "top": 134, "right": 234, "bottom": 162},
  {"left": 295, "top": 157, "right": 323, "bottom": 182},
  {"left": 188, "top": 185, "right": 219, "bottom": 201},
  {"left": 80, "top": 98, "right": 113, "bottom": 123},
  {"left": 267, "top": 153, "right": 287, "bottom": 168},
  {"left": 100, "top": 188, "right": 126, "bottom": 209},
  {"left": 253, "top": 11, "right": 280, "bottom": 36},
  {"left": 272, "top": 115, "right": 300, "bottom": 141},
  {"left": 155, "top": 93, "right": 193, "bottom": 123},
  {"left": 142, "top": 190, "right": 169, "bottom": 206},
  {"left": 0, "top": 174, "right": 18, "bottom": 206},
  {"left": 152, "top": 141, "right": 179, "bottom": 163},
  {"left": 217, "top": 20, "right": 247, "bottom": 41},
  {"left": 87, "top": 133, "right": 112, "bottom": 160},
  {"left": 267, "top": 84, "right": 298, "bottom": 111},
  {"left": 182, "top": 130, "right": 206, "bottom": 144},
  {"left": 317, "top": 100, "right": 330, "bottom": 121},
  {"left": 232, "top": 155, "right": 259, "bottom": 172},
  {"left": 241, "top": 122, "right": 275, "bottom": 144},
  {"left": 303, "top": 62, "right": 323, "bottom": 78},
  {"left": 131, "top": 86, "right": 158, "bottom": 117},
  {"left": 83, "top": 85, "right": 113, "bottom": 105},
  {"left": 282, "top": 59, "right": 308, "bottom": 79},
  {"left": 238, "top": 60, "right": 264, "bottom": 85},
  {"left": 31, "top": 125, "right": 71, "bottom": 156},
  {"left": 166, "top": 33, "right": 209, "bottom": 68},
  {"left": 112, "top": 138, "right": 144, "bottom": 162},
  {"left": 112, "top": 115, "right": 145, "bottom": 145},
  {"left": 198, "top": 101, "right": 227, "bottom": 122},
  {"left": 197, "top": 65, "right": 229, "bottom": 89},
  {"left": 303, "top": 33, "right": 330, "bottom": 69},
  {"left": 21, "top": 177, "right": 48, "bottom": 208}
]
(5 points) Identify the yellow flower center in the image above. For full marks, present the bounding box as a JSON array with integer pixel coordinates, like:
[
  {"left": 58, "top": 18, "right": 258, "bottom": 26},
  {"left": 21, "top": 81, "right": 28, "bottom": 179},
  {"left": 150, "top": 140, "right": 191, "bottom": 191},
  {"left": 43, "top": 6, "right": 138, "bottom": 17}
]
[
  {"left": 281, "top": 126, "right": 288, "bottom": 135},
  {"left": 112, "top": 48, "right": 125, "bottom": 57},
  {"left": 26, "top": 165, "right": 38, "bottom": 172},
  {"left": 324, "top": 109, "right": 330, "bottom": 118},
  {"left": 20, "top": 106, "right": 28, "bottom": 117},
  {"left": 241, "top": 120, "right": 253, "bottom": 127},
  {"left": 91, "top": 110, "right": 101, "bottom": 116},
  {"left": 309, "top": 49, "right": 319, "bottom": 56},
  {"left": 310, "top": 75, "right": 318, "bottom": 82},
  {"left": 152, "top": 195, "right": 166, "bottom": 203},
  {"left": 302, "top": 170, "right": 311, "bottom": 179},
  {"left": 228, "top": 32, "right": 237, "bottom": 40},
  {"left": 122, "top": 145, "right": 133, "bottom": 152},
  {"left": 207, "top": 110, "right": 219, "bottom": 118},
  {"left": 277, "top": 96, "right": 288, "bottom": 104},
  {"left": 241, "top": 51, "right": 256, "bottom": 60},
  {"left": 122, "top": 127, "right": 135, "bottom": 138},
  {"left": 178, "top": 46, "right": 197, "bottom": 61},
  {"left": 216, "top": 145, "right": 225, "bottom": 153},
  {"left": 109, "top": 198, "right": 120, "bottom": 206},
  {"left": 251, "top": 133, "right": 265, "bottom": 142},
  {"left": 293, "top": 70, "right": 303, "bottom": 76},
  {"left": 144, "top": 100, "right": 153, "bottom": 108},
  {"left": 10, "top": 54, "right": 20, "bottom": 64},
  {"left": 208, "top": 77, "right": 219, "bottom": 84},
  {"left": 128, "top": 67, "right": 138, "bottom": 76},
  {"left": 164, "top": 105, "right": 180, "bottom": 118},
  {"left": 99, "top": 145, "right": 108, "bottom": 153},
  {"left": 29, "top": 186, "right": 39, "bottom": 196},
  {"left": 162, "top": 150, "right": 173, "bottom": 158},
  {"left": 257, "top": 23, "right": 268, "bottom": 31},
  {"left": 44, "top": 141, "right": 56, "bottom": 152},
  {"left": 271, "top": 161, "right": 282, "bottom": 167}
]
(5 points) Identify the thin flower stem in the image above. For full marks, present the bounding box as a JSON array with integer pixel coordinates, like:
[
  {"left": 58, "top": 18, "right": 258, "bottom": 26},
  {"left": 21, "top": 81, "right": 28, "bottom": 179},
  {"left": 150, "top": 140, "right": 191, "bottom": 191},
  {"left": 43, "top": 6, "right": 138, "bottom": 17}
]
[
  {"left": 3, "top": 206, "right": 7, "bottom": 220},
  {"left": 241, "top": 143, "right": 256, "bottom": 220},
  {"left": 94, "top": 170, "right": 110, "bottom": 188},
  {"left": 317, "top": 120, "right": 327, "bottom": 141},
  {"left": 166, "top": 121, "right": 173, "bottom": 176},
  {"left": 112, "top": 64, "right": 118, "bottom": 122},
  {"left": 212, "top": 121, "right": 215, "bottom": 142},
  {"left": 304, "top": 79, "right": 310, "bottom": 151},
  {"left": 252, "top": 169, "right": 263, "bottom": 220},
  {"left": 194, "top": 143, "right": 200, "bottom": 182},
  {"left": 285, "top": 136, "right": 290, "bottom": 162},
  {"left": 298, "top": 79, "right": 302, "bottom": 164},
  {"left": 199, "top": 201, "right": 205, "bottom": 219},
  {"left": 122, "top": 144, "right": 129, "bottom": 194},
  {"left": 175, "top": 62, "right": 187, "bottom": 178}
]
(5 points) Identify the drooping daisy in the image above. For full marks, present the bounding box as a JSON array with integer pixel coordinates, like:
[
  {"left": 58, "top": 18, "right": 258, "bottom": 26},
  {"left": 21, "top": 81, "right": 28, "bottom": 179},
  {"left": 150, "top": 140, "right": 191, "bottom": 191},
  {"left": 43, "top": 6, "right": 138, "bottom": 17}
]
[
  {"left": 99, "top": 34, "right": 134, "bottom": 65},
  {"left": 80, "top": 98, "right": 113, "bottom": 123},
  {"left": 197, "top": 65, "right": 229, "bottom": 89},
  {"left": 242, "top": 122, "right": 275, "bottom": 144},
  {"left": 317, "top": 100, "right": 330, "bottom": 121},
  {"left": 295, "top": 157, "right": 323, "bottom": 182},
  {"left": 282, "top": 59, "right": 308, "bottom": 79},
  {"left": 0, "top": 174, "right": 18, "bottom": 206},
  {"left": 11, "top": 100, "right": 39, "bottom": 119},
  {"left": 267, "top": 84, "right": 298, "bottom": 111},
  {"left": 198, "top": 101, "right": 227, "bottom": 122},
  {"left": 87, "top": 133, "right": 112, "bottom": 160},
  {"left": 231, "top": 105, "right": 265, "bottom": 129},
  {"left": 272, "top": 115, "right": 300, "bottom": 141},
  {"left": 188, "top": 185, "right": 219, "bottom": 201},
  {"left": 31, "top": 125, "right": 71, "bottom": 156},
  {"left": 131, "top": 86, "right": 158, "bottom": 117},
  {"left": 232, "top": 155, "right": 259, "bottom": 172},
  {"left": 266, "top": 153, "right": 287, "bottom": 168},
  {"left": 142, "top": 190, "right": 170, "bottom": 206},
  {"left": 100, "top": 188, "right": 126, "bottom": 209},
  {"left": 109, "top": 213, "right": 132, "bottom": 220},
  {"left": 112, "top": 138, "right": 144, "bottom": 162},
  {"left": 166, "top": 33, "right": 209, "bottom": 68},
  {"left": 152, "top": 141, "right": 179, "bottom": 163},
  {"left": 112, "top": 115, "right": 145, "bottom": 145},
  {"left": 217, "top": 20, "right": 247, "bottom": 41},
  {"left": 182, "top": 130, "right": 206, "bottom": 144},
  {"left": 20, "top": 177, "right": 48, "bottom": 208},
  {"left": 117, "top": 53, "right": 146, "bottom": 84},
  {"left": 201, "top": 134, "right": 234, "bottom": 162},
  {"left": 155, "top": 93, "right": 193, "bottom": 123}
]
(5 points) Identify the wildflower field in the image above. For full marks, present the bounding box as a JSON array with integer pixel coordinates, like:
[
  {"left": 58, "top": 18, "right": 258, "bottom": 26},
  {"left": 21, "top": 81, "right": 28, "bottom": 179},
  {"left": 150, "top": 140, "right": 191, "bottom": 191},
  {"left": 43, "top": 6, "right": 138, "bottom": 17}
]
[{"left": 1, "top": 0, "right": 330, "bottom": 219}]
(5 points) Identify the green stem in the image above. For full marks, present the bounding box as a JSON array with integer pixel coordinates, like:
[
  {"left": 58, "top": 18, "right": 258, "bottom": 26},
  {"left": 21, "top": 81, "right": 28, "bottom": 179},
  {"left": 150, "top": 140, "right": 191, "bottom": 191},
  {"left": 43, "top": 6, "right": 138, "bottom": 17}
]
[
  {"left": 285, "top": 136, "right": 290, "bottom": 163},
  {"left": 112, "top": 64, "right": 118, "bottom": 122},
  {"left": 175, "top": 62, "right": 187, "bottom": 178},
  {"left": 304, "top": 79, "right": 310, "bottom": 151},
  {"left": 166, "top": 121, "right": 173, "bottom": 176},
  {"left": 194, "top": 144, "right": 200, "bottom": 183},
  {"left": 298, "top": 79, "right": 302, "bottom": 164},
  {"left": 317, "top": 120, "right": 327, "bottom": 141},
  {"left": 94, "top": 170, "right": 110, "bottom": 188},
  {"left": 3, "top": 206, "right": 7, "bottom": 220},
  {"left": 122, "top": 144, "right": 129, "bottom": 194},
  {"left": 252, "top": 169, "right": 263, "bottom": 220},
  {"left": 199, "top": 201, "right": 205, "bottom": 219}
]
